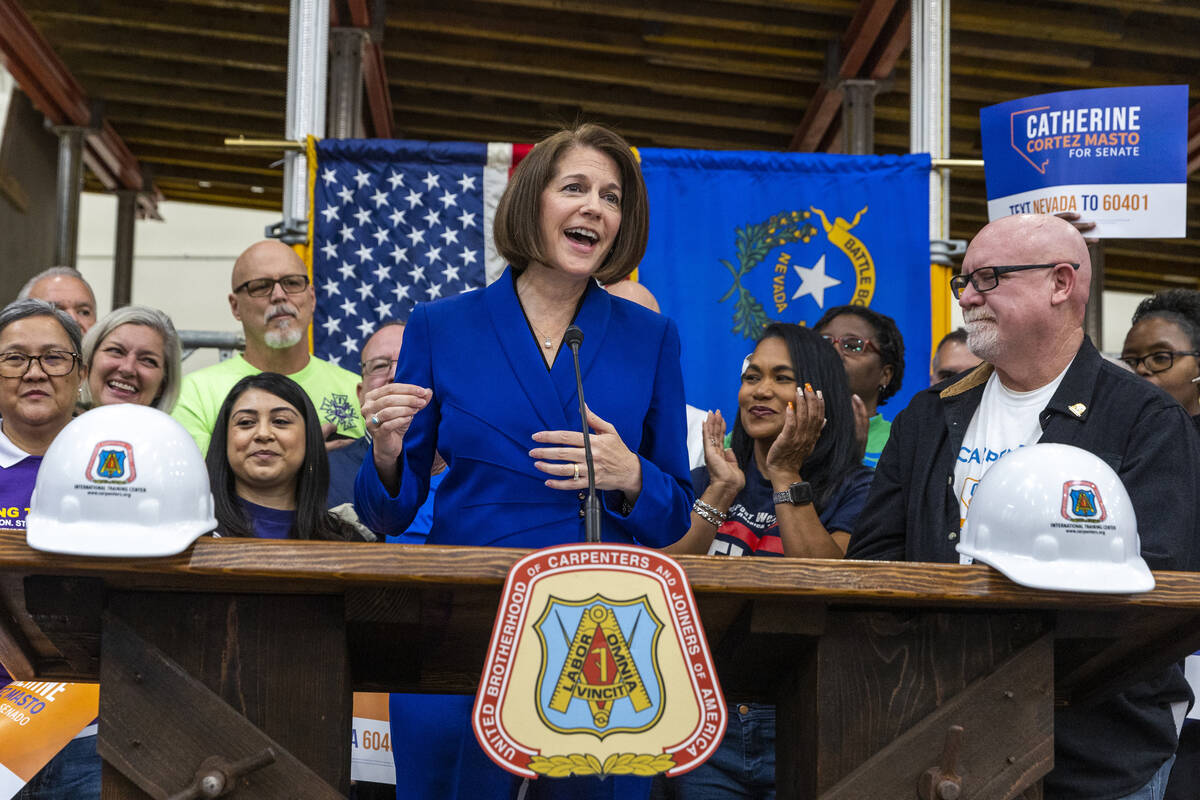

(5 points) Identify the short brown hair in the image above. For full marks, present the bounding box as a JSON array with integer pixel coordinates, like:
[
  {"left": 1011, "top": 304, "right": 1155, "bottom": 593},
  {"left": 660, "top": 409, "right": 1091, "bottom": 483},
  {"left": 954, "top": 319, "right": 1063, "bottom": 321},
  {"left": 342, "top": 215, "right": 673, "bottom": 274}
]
[{"left": 493, "top": 123, "right": 648, "bottom": 284}]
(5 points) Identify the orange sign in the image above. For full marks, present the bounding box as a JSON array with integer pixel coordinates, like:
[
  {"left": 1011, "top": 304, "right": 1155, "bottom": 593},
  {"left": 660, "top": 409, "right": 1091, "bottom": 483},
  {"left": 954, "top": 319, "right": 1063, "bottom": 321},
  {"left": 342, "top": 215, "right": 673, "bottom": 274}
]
[
  {"left": 473, "top": 544, "right": 726, "bottom": 780},
  {"left": 0, "top": 681, "right": 99, "bottom": 796}
]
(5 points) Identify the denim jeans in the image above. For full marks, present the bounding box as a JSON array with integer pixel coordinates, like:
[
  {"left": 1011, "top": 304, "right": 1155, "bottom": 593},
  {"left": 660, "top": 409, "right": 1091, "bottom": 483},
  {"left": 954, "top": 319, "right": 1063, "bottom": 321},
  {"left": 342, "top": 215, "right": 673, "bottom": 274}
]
[
  {"left": 671, "top": 702, "right": 775, "bottom": 799},
  {"left": 15, "top": 734, "right": 101, "bottom": 800},
  {"left": 1116, "top": 755, "right": 1176, "bottom": 800}
]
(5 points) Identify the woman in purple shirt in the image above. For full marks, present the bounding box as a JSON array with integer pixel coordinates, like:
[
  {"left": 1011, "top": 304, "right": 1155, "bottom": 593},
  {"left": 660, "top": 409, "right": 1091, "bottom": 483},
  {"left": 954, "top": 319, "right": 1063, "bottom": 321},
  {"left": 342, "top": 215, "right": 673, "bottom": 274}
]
[
  {"left": 206, "top": 372, "right": 362, "bottom": 541},
  {"left": 0, "top": 299, "right": 93, "bottom": 800}
]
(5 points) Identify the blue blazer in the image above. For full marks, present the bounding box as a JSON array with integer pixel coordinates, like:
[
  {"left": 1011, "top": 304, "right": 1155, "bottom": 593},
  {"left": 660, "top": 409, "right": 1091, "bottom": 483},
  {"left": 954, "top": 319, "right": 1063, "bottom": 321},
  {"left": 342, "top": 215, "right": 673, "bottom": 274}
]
[{"left": 354, "top": 267, "right": 693, "bottom": 549}]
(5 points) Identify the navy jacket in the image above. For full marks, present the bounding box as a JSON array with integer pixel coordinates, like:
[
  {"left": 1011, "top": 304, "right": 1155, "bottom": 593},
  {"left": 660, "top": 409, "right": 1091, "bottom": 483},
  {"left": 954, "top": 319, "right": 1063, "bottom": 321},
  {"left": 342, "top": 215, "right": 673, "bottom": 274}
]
[
  {"left": 849, "top": 337, "right": 1199, "bottom": 799},
  {"left": 354, "top": 267, "right": 693, "bottom": 548}
]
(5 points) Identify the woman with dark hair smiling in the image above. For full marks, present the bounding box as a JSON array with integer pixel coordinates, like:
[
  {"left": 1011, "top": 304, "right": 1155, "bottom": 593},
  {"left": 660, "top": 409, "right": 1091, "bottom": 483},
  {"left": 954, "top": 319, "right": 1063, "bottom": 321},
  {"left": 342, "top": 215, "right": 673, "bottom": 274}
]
[
  {"left": 664, "top": 323, "right": 872, "bottom": 797},
  {"left": 355, "top": 123, "right": 692, "bottom": 800},
  {"left": 206, "top": 372, "right": 360, "bottom": 541}
]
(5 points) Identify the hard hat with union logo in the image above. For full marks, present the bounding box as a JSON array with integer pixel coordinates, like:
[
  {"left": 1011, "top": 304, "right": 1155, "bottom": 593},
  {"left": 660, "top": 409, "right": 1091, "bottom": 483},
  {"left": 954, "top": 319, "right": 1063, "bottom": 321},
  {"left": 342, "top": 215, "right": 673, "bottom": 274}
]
[
  {"left": 958, "top": 442, "right": 1153, "bottom": 594},
  {"left": 26, "top": 404, "right": 216, "bottom": 557}
]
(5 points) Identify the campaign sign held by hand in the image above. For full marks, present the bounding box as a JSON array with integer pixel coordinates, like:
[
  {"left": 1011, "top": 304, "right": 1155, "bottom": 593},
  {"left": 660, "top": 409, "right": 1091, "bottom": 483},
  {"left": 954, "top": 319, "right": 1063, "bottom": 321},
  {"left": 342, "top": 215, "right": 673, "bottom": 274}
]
[
  {"left": 980, "top": 85, "right": 1188, "bottom": 238},
  {"left": 473, "top": 544, "right": 725, "bottom": 779}
]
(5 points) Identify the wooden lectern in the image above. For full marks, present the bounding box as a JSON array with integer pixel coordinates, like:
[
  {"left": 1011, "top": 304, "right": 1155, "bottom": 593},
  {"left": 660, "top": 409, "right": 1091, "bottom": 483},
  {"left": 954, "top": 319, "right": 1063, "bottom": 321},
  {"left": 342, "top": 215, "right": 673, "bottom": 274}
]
[{"left": 1, "top": 531, "right": 1198, "bottom": 799}]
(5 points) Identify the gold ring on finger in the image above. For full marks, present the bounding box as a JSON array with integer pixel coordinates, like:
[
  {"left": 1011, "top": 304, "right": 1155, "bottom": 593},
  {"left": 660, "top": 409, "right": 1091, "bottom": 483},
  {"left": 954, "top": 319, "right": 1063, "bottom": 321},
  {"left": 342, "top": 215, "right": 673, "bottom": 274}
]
[{"left": 573, "top": 463, "right": 580, "bottom": 481}]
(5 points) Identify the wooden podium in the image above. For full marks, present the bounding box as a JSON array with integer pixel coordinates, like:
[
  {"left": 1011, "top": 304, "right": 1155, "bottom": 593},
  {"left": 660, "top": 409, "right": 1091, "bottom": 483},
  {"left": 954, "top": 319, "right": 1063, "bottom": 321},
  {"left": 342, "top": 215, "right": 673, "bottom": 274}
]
[{"left": 1, "top": 531, "right": 1198, "bottom": 799}]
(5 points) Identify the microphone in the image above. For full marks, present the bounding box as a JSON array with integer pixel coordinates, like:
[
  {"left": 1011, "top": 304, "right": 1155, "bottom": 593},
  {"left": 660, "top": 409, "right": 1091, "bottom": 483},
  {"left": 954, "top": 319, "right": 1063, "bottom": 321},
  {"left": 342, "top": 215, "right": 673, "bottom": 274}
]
[{"left": 565, "top": 325, "right": 602, "bottom": 543}]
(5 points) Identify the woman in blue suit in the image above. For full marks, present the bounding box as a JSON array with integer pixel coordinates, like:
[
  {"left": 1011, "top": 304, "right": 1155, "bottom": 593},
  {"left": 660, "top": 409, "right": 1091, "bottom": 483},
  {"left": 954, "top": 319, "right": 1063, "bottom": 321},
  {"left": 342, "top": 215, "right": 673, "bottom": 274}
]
[{"left": 355, "top": 123, "right": 693, "bottom": 799}]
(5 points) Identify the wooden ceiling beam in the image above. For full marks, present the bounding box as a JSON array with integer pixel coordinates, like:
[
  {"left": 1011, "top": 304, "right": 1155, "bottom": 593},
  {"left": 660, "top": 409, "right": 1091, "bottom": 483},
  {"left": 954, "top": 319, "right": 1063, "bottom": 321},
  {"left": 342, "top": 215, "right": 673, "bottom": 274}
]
[
  {"left": 45, "top": 20, "right": 287, "bottom": 73},
  {"left": 468, "top": 0, "right": 849, "bottom": 39},
  {"left": 82, "top": 77, "right": 283, "bottom": 121},
  {"left": 117, "top": 143, "right": 281, "bottom": 177},
  {"left": 384, "top": 2, "right": 827, "bottom": 68},
  {"left": 1049, "top": 0, "right": 1200, "bottom": 20},
  {"left": 102, "top": 103, "right": 280, "bottom": 138},
  {"left": 146, "top": 163, "right": 279, "bottom": 191},
  {"left": 380, "top": 32, "right": 812, "bottom": 108},
  {"left": 72, "top": 58, "right": 287, "bottom": 96},
  {"left": 956, "top": 0, "right": 1200, "bottom": 59},
  {"left": 385, "top": 69, "right": 799, "bottom": 138},
  {"left": 386, "top": 100, "right": 786, "bottom": 151},
  {"left": 0, "top": 0, "right": 159, "bottom": 213},
  {"left": 25, "top": 1, "right": 287, "bottom": 45}
]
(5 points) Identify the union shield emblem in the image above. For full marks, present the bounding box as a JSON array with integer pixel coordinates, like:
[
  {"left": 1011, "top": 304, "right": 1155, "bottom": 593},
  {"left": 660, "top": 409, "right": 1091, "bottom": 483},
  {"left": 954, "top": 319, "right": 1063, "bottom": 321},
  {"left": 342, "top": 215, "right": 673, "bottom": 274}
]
[
  {"left": 534, "top": 595, "right": 664, "bottom": 738},
  {"left": 85, "top": 441, "right": 136, "bottom": 484},
  {"left": 473, "top": 544, "right": 726, "bottom": 780}
]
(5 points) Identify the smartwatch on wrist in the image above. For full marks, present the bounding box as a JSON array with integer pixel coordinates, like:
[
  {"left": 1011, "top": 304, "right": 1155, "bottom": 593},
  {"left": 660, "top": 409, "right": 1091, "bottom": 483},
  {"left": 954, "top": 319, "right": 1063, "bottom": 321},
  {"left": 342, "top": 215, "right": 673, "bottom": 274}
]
[{"left": 773, "top": 481, "right": 814, "bottom": 506}]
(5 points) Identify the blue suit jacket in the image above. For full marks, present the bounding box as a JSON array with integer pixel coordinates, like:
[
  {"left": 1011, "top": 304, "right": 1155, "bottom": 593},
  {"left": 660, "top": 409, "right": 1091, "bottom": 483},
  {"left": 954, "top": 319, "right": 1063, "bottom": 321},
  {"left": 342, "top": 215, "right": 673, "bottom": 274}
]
[{"left": 354, "top": 268, "right": 693, "bottom": 549}]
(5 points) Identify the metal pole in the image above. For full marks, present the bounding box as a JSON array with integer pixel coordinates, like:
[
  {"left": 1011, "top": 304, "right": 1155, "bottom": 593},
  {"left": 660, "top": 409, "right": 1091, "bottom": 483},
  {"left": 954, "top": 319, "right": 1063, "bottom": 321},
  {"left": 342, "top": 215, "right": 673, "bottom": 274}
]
[
  {"left": 271, "top": 0, "right": 328, "bottom": 243},
  {"left": 841, "top": 79, "right": 878, "bottom": 155},
  {"left": 53, "top": 125, "right": 86, "bottom": 268},
  {"left": 1084, "top": 242, "right": 1105, "bottom": 346},
  {"left": 112, "top": 189, "right": 137, "bottom": 308},
  {"left": 328, "top": 28, "right": 366, "bottom": 139},
  {"left": 911, "top": 0, "right": 950, "bottom": 250},
  {"left": 912, "top": 0, "right": 954, "bottom": 343}
]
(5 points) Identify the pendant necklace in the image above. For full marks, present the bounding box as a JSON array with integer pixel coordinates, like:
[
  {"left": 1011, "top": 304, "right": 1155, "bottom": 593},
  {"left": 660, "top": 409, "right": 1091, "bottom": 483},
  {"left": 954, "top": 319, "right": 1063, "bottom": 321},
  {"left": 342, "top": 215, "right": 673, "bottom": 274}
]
[{"left": 530, "top": 321, "right": 559, "bottom": 349}]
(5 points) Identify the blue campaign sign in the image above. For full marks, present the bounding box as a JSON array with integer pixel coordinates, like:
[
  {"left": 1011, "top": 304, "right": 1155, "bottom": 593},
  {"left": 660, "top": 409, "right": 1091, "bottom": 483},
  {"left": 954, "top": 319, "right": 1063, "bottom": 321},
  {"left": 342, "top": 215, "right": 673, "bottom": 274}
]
[{"left": 980, "top": 85, "right": 1188, "bottom": 238}]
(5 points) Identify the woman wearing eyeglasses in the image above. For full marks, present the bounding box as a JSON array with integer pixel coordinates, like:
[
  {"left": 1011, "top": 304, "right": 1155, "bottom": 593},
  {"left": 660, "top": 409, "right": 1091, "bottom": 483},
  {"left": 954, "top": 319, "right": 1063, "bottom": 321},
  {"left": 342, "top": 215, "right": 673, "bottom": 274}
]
[
  {"left": 1121, "top": 289, "right": 1200, "bottom": 424},
  {"left": 0, "top": 299, "right": 99, "bottom": 799},
  {"left": 171, "top": 240, "right": 366, "bottom": 455},
  {"left": 813, "top": 305, "right": 905, "bottom": 467}
]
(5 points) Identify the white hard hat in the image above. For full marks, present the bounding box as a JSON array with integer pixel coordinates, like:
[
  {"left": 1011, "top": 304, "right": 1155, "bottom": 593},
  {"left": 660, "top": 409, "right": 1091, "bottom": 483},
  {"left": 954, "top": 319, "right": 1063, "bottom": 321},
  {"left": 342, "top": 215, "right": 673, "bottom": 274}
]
[
  {"left": 958, "top": 442, "right": 1153, "bottom": 594},
  {"left": 26, "top": 404, "right": 216, "bottom": 557}
]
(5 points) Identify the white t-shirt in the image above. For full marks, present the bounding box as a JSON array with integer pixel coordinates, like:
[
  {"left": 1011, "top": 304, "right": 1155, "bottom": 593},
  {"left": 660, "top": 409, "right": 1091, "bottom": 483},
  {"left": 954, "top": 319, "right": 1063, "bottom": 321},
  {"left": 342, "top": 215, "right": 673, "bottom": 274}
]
[{"left": 954, "top": 364, "right": 1070, "bottom": 562}]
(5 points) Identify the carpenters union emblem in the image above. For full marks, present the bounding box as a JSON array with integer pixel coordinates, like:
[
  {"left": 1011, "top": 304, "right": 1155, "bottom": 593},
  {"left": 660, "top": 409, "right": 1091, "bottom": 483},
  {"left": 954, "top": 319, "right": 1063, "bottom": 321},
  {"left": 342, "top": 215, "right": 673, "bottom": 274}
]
[
  {"left": 473, "top": 543, "right": 726, "bottom": 780},
  {"left": 534, "top": 595, "right": 664, "bottom": 738}
]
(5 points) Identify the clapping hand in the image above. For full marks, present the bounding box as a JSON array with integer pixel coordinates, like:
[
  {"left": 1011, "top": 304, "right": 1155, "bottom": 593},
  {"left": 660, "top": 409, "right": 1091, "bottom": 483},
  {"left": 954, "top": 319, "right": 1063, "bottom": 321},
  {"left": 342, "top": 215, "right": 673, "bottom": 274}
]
[
  {"left": 702, "top": 410, "right": 744, "bottom": 501},
  {"left": 764, "top": 384, "right": 825, "bottom": 483}
]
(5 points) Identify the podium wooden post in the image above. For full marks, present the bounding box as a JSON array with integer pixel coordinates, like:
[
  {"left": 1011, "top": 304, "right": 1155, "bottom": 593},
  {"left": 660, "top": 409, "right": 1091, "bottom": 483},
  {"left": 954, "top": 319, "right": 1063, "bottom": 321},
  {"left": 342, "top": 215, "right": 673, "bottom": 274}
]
[{"left": 1, "top": 534, "right": 1198, "bottom": 799}]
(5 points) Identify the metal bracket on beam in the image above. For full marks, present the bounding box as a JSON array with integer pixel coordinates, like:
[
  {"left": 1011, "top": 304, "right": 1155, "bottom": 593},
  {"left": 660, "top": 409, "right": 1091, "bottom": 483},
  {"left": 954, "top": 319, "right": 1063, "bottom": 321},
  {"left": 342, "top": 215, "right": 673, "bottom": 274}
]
[{"left": 930, "top": 238, "right": 967, "bottom": 267}]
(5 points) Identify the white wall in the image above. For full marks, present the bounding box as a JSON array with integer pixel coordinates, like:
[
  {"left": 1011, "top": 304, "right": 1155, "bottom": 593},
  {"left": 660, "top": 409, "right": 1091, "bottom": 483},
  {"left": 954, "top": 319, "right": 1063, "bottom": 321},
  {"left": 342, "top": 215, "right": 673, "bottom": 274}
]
[{"left": 76, "top": 193, "right": 280, "bottom": 373}]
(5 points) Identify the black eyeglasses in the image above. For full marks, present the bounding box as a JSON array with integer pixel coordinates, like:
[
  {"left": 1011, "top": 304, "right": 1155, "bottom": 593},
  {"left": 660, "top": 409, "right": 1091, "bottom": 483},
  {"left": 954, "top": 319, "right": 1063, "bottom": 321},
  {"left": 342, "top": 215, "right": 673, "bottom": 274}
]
[
  {"left": 821, "top": 334, "right": 879, "bottom": 356},
  {"left": 949, "top": 263, "right": 1080, "bottom": 299},
  {"left": 233, "top": 274, "right": 310, "bottom": 297},
  {"left": 0, "top": 350, "right": 80, "bottom": 378},
  {"left": 1120, "top": 350, "right": 1200, "bottom": 374}
]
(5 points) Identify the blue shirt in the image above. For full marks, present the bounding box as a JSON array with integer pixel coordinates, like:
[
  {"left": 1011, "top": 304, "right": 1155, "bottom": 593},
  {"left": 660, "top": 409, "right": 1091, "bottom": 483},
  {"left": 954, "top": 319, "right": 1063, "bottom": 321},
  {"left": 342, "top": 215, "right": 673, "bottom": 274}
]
[{"left": 237, "top": 499, "right": 294, "bottom": 540}]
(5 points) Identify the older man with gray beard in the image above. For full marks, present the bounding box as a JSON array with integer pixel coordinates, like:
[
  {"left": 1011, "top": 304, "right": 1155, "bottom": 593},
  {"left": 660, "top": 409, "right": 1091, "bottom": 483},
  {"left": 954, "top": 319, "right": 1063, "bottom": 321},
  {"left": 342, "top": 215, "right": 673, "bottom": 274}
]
[
  {"left": 172, "top": 240, "right": 365, "bottom": 455},
  {"left": 848, "top": 214, "right": 1200, "bottom": 800}
]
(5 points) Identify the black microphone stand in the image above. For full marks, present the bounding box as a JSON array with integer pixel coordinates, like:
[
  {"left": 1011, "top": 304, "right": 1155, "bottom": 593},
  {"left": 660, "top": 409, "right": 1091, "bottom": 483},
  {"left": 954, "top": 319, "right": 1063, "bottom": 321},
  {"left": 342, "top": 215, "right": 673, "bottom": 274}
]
[{"left": 564, "top": 325, "right": 602, "bottom": 543}]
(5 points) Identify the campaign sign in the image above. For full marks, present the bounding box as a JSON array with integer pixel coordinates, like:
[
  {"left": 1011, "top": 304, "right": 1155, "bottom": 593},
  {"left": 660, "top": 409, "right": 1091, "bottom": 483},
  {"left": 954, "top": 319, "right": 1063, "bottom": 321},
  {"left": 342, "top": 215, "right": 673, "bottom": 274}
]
[
  {"left": 473, "top": 544, "right": 725, "bottom": 779},
  {"left": 0, "top": 681, "right": 99, "bottom": 799},
  {"left": 980, "top": 85, "right": 1188, "bottom": 238},
  {"left": 350, "top": 693, "right": 395, "bottom": 785}
]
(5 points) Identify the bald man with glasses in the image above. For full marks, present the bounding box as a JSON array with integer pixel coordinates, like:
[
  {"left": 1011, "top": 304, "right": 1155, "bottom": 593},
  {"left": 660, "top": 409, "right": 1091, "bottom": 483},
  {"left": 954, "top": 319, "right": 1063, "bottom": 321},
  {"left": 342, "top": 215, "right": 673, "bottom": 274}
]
[
  {"left": 848, "top": 214, "right": 1200, "bottom": 800},
  {"left": 172, "top": 240, "right": 365, "bottom": 455}
]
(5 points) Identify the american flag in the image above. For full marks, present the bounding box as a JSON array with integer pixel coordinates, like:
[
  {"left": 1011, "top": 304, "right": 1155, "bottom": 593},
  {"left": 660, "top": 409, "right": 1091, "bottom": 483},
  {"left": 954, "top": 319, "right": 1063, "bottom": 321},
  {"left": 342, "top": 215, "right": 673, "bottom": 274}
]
[{"left": 309, "top": 139, "right": 531, "bottom": 368}]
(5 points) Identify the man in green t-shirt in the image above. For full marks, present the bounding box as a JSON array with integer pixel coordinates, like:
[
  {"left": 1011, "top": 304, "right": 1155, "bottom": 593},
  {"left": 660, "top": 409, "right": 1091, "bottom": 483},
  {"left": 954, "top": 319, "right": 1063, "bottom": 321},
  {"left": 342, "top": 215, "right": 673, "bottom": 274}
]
[{"left": 173, "top": 240, "right": 365, "bottom": 455}]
